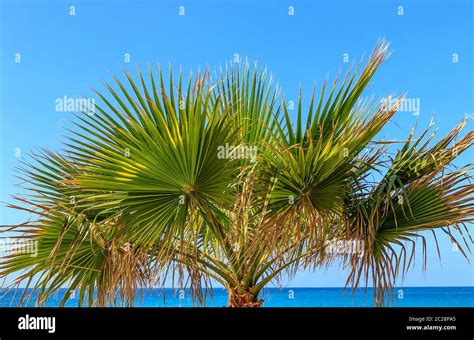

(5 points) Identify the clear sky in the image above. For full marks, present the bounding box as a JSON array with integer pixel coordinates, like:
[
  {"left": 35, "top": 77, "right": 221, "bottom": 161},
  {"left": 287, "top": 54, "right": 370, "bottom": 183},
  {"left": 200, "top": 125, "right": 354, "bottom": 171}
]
[{"left": 0, "top": 0, "right": 473, "bottom": 287}]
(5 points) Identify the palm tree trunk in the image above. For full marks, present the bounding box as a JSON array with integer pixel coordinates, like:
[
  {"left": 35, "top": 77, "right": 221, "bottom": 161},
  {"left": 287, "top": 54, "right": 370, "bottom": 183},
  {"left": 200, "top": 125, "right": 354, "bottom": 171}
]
[{"left": 227, "top": 287, "right": 264, "bottom": 307}]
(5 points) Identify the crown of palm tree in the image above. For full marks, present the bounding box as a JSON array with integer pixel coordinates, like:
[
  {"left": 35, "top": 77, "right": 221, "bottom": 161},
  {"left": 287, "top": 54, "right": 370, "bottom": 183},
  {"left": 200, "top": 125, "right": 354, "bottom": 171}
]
[{"left": 2, "top": 41, "right": 473, "bottom": 307}]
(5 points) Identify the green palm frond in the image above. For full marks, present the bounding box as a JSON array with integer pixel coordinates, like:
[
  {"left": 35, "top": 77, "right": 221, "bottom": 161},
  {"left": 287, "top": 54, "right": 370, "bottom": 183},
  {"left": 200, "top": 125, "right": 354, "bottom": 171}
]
[
  {"left": 345, "top": 123, "right": 474, "bottom": 305},
  {"left": 212, "top": 61, "right": 281, "bottom": 145},
  {"left": 2, "top": 151, "right": 153, "bottom": 306}
]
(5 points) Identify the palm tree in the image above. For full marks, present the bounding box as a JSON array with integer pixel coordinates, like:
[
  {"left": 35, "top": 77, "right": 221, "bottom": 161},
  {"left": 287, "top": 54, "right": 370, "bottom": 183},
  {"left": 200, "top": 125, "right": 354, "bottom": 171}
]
[{"left": 1, "top": 41, "right": 473, "bottom": 307}]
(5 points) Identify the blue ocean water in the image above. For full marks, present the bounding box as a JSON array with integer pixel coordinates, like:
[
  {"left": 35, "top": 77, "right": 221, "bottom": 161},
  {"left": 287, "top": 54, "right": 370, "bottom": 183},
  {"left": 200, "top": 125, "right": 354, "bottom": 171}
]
[{"left": 0, "top": 287, "right": 472, "bottom": 307}]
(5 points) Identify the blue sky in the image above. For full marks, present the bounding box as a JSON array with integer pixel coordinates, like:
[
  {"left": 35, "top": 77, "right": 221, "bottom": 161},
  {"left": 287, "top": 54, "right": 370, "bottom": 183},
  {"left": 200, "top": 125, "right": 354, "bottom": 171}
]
[{"left": 0, "top": 0, "right": 473, "bottom": 287}]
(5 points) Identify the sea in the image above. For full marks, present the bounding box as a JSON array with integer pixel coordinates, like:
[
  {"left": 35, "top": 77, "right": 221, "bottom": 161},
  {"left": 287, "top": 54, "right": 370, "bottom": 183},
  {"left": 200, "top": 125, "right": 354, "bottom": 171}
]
[{"left": 0, "top": 287, "right": 472, "bottom": 307}]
